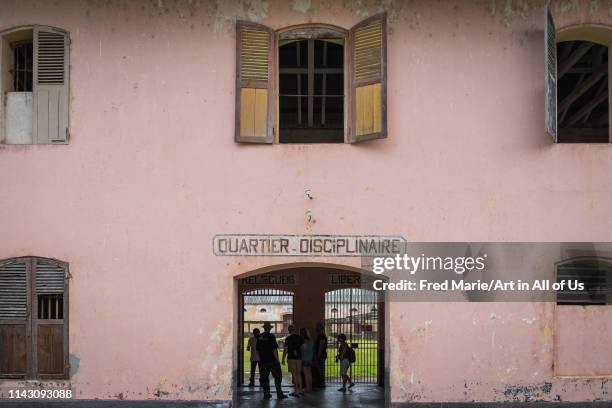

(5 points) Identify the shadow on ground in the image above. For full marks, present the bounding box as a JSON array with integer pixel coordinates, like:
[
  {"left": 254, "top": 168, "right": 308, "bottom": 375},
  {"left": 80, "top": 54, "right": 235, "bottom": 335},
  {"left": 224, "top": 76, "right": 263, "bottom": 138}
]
[{"left": 236, "top": 385, "right": 385, "bottom": 407}]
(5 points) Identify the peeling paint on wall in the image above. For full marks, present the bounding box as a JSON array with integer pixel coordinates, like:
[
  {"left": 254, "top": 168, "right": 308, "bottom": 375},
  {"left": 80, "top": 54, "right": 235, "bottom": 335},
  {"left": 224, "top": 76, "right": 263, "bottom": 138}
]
[
  {"left": 481, "top": 0, "right": 612, "bottom": 27},
  {"left": 503, "top": 381, "right": 553, "bottom": 402},
  {"left": 206, "top": 0, "right": 270, "bottom": 34},
  {"left": 290, "top": 0, "right": 312, "bottom": 13},
  {"left": 341, "top": 0, "right": 403, "bottom": 23}
]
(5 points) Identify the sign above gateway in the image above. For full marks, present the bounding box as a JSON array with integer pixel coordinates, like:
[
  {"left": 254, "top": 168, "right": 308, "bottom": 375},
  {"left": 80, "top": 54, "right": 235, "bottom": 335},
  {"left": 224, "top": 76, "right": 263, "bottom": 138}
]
[{"left": 213, "top": 234, "right": 406, "bottom": 257}]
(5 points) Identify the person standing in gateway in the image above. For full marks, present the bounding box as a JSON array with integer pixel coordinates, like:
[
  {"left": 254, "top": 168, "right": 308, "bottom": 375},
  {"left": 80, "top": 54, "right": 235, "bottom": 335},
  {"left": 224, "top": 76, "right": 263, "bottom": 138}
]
[
  {"left": 313, "top": 322, "right": 328, "bottom": 387},
  {"left": 282, "top": 325, "right": 304, "bottom": 397},
  {"left": 256, "top": 322, "right": 287, "bottom": 400},
  {"left": 246, "top": 328, "right": 260, "bottom": 387}
]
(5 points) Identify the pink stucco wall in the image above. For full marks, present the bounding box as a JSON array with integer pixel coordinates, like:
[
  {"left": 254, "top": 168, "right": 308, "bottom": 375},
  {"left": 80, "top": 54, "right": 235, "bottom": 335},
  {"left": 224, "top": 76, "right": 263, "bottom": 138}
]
[
  {"left": 556, "top": 305, "right": 612, "bottom": 377},
  {"left": 1, "top": 0, "right": 612, "bottom": 403}
]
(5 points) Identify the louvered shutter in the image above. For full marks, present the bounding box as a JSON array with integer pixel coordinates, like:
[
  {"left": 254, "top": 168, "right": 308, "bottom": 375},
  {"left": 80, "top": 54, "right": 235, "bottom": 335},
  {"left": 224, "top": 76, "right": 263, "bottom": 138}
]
[
  {"left": 33, "top": 26, "right": 69, "bottom": 144},
  {"left": 557, "top": 262, "right": 609, "bottom": 305},
  {"left": 0, "top": 260, "right": 29, "bottom": 378},
  {"left": 235, "top": 21, "right": 275, "bottom": 143},
  {"left": 545, "top": 6, "right": 557, "bottom": 142},
  {"left": 349, "top": 14, "right": 387, "bottom": 143},
  {"left": 34, "top": 260, "right": 67, "bottom": 377}
]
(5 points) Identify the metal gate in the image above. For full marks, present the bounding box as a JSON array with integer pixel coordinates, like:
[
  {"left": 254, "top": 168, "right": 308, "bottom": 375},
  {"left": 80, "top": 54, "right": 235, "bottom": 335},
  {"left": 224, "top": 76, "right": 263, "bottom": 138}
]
[
  {"left": 324, "top": 288, "right": 380, "bottom": 384},
  {"left": 240, "top": 288, "right": 294, "bottom": 385}
]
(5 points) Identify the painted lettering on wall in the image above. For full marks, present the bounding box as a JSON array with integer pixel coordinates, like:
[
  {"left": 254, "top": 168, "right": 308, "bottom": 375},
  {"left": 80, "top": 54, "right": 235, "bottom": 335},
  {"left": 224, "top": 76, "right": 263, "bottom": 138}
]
[
  {"left": 329, "top": 274, "right": 361, "bottom": 285},
  {"left": 213, "top": 234, "right": 406, "bottom": 256},
  {"left": 240, "top": 274, "right": 298, "bottom": 285}
]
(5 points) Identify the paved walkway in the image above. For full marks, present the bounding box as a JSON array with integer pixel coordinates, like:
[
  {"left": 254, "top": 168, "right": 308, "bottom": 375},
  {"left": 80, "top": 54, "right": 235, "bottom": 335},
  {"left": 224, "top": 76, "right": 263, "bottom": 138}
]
[{"left": 236, "top": 385, "right": 385, "bottom": 407}]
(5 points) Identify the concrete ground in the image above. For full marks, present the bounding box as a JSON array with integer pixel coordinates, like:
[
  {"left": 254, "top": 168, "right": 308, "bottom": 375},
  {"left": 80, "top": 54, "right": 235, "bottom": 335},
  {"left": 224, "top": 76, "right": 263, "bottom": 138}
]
[
  {"left": 236, "top": 384, "right": 385, "bottom": 407},
  {"left": 1, "top": 387, "right": 611, "bottom": 407}
]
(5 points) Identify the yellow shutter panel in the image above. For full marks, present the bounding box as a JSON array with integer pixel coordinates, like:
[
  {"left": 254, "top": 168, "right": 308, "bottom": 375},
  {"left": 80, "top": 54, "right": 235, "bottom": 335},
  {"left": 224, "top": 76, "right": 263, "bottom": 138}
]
[
  {"left": 350, "top": 14, "right": 387, "bottom": 142},
  {"left": 235, "top": 22, "right": 274, "bottom": 143}
]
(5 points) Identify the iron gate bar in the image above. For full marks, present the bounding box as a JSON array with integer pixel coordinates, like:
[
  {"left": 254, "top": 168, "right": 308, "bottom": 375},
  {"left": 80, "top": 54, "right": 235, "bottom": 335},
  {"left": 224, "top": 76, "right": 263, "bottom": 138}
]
[
  {"left": 239, "top": 288, "right": 294, "bottom": 386},
  {"left": 325, "top": 288, "right": 379, "bottom": 384},
  {"left": 12, "top": 42, "right": 33, "bottom": 92}
]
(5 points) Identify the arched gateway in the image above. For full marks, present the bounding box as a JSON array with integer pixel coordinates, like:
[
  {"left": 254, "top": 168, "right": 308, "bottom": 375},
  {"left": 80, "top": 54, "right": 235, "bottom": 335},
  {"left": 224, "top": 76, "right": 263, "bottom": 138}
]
[{"left": 234, "top": 264, "right": 387, "bottom": 402}]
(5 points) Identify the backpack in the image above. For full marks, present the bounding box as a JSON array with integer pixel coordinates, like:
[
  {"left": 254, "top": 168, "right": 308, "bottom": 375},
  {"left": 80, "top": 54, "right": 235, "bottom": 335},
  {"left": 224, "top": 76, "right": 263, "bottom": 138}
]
[{"left": 347, "top": 346, "right": 356, "bottom": 363}]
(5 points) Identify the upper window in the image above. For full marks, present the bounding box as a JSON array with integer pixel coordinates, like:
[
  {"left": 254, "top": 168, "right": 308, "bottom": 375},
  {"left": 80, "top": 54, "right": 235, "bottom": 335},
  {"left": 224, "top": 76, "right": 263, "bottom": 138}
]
[
  {"left": 0, "top": 257, "right": 68, "bottom": 379},
  {"left": 545, "top": 8, "right": 612, "bottom": 143},
  {"left": 235, "top": 16, "right": 387, "bottom": 144},
  {"left": 278, "top": 36, "right": 344, "bottom": 143},
  {"left": 0, "top": 26, "right": 69, "bottom": 145},
  {"left": 556, "top": 41, "right": 608, "bottom": 143}
]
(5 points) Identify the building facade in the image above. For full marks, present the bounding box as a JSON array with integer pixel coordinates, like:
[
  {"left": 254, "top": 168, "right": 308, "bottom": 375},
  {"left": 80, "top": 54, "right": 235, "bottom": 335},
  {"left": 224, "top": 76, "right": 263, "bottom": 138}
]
[{"left": 1, "top": 0, "right": 612, "bottom": 405}]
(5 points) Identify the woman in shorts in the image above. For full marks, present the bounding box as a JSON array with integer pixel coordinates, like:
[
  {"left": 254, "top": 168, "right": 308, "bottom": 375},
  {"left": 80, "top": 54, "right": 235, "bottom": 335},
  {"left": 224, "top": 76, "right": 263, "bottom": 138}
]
[
  {"left": 335, "top": 333, "right": 355, "bottom": 391},
  {"left": 300, "top": 327, "right": 313, "bottom": 392}
]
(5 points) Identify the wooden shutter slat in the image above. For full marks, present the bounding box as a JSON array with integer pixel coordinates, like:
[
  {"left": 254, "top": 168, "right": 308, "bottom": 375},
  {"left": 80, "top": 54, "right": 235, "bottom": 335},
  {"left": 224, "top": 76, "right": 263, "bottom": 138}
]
[
  {"left": 32, "top": 259, "right": 68, "bottom": 379},
  {"left": 236, "top": 21, "right": 275, "bottom": 143},
  {"left": 0, "top": 261, "right": 27, "bottom": 320},
  {"left": 545, "top": 6, "right": 557, "bottom": 142},
  {"left": 33, "top": 26, "right": 69, "bottom": 144},
  {"left": 0, "top": 259, "right": 29, "bottom": 378},
  {"left": 350, "top": 14, "right": 387, "bottom": 143},
  {"left": 354, "top": 19, "right": 383, "bottom": 83},
  {"left": 36, "top": 261, "right": 65, "bottom": 294},
  {"left": 239, "top": 26, "right": 270, "bottom": 82}
]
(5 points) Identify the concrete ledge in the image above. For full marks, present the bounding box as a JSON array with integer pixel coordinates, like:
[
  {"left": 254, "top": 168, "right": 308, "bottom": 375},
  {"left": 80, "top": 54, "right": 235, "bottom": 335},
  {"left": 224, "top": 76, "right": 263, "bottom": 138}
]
[{"left": 0, "top": 401, "right": 231, "bottom": 408}]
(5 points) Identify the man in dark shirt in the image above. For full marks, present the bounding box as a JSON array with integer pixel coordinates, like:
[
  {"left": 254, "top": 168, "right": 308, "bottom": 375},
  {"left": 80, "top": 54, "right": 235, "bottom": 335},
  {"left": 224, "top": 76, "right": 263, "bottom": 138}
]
[
  {"left": 312, "top": 322, "right": 328, "bottom": 387},
  {"left": 282, "top": 325, "right": 304, "bottom": 396},
  {"left": 255, "top": 322, "right": 287, "bottom": 400}
]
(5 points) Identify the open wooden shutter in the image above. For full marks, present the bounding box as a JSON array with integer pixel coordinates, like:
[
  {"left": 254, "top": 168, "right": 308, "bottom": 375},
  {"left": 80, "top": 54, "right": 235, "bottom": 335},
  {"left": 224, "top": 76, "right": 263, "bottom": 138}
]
[
  {"left": 235, "top": 21, "right": 275, "bottom": 143},
  {"left": 33, "top": 259, "right": 67, "bottom": 378},
  {"left": 33, "top": 26, "right": 69, "bottom": 144},
  {"left": 349, "top": 14, "right": 387, "bottom": 143},
  {"left": 545, "top": 6, "right": 557, "bottom": 142},
  {"left": 0, "top": 37, "right": 7, "bottom": 144},
  {"left": 0, "top": 259, "right": 29, "bottom": 378}
]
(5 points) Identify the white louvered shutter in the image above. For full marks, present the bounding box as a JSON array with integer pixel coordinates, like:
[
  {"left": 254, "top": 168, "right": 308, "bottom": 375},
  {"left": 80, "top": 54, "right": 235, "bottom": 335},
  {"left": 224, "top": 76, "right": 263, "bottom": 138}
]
[{"left": 33, "top": 26, "right": 69, "bottom": 144}]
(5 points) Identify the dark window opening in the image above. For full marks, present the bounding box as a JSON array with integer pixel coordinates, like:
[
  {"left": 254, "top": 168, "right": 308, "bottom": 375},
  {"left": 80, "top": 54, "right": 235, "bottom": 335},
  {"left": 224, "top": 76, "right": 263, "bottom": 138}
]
[
  {"left": 557, "top": 260, "right": 611, "bottom": 305},
  {"left": 557, "top": 41, "right": 609, "bottom": 143},
  {"left": 279, "top": 38, "right": 344, "bottom": 143},
  {"left": 38, "top": 294, "right": 63, "bottom": 319},
  {"left": 12, "top": 41, "right": 33, "bottom": 92}
]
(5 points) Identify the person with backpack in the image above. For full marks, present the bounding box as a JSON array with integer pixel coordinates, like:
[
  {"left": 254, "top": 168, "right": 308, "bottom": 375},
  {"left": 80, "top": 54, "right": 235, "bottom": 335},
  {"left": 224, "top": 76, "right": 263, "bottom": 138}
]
[{"left": 335, "top": 333, "right": 355, "bottom": 391}]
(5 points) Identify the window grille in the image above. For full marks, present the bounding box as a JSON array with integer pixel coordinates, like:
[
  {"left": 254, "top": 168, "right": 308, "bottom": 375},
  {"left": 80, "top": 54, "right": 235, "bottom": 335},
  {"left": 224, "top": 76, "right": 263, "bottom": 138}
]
[{"left": 12, "top": 41, "right": 33, "bottom": 92}]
